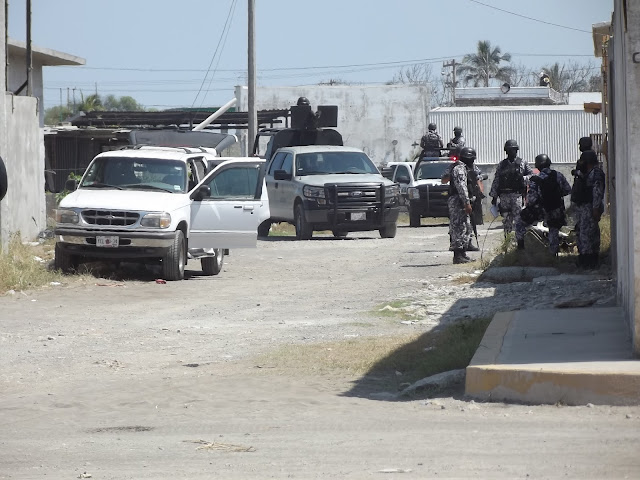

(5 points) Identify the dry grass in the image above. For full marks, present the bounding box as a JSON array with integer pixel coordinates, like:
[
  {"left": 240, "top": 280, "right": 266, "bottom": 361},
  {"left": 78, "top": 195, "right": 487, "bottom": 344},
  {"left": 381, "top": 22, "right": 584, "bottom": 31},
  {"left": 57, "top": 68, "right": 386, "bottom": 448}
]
[
  {"left": 0, "top": 235, "right": 64, "bottom": 293},
  {"left": 255, "top": 317, "right": 491, "bottom": 386}
]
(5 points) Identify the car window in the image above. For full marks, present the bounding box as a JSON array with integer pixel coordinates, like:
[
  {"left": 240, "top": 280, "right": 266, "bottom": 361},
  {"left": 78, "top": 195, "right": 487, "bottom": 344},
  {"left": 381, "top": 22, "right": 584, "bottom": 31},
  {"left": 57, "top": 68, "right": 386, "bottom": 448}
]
[
  {"left": 397, "top": 165, "right": 410, "bottom": 178},
  {"left": 204, "top": 166, "right": 260, "bottom": 199},
  {"left": 281, "top": 153, "right": 293, "bottom": 175},
  {"left": 295, "top": 151, "right": 378, "bottom": 175},
  {"left": 81, "top": 156, "right": 186, "bottom": 191},
  {"left": 415, "top": 162, "right": 451, "bottom": 181},
  {"left": 268, "top": 151, "right": 287, "bottom": 175}
]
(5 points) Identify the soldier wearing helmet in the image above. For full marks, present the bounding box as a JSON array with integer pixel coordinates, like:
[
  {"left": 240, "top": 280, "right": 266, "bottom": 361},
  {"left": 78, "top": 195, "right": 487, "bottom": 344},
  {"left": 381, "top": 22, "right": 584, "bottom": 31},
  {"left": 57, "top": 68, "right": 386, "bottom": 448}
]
[
  {"left": 523, "top": 154, "right": 571, "bottom": 255},
  {"left": 489, "top": 139, "right": 533, "bottom": 249},
  {"left": 419, "top": 123, "right": 444, "bottom": 160},
  {"left": 447, "top": 147, "right": 478, "bottom": 264},
  {"left": 447, "top": 126, "right": 466, "bottom": 157}
]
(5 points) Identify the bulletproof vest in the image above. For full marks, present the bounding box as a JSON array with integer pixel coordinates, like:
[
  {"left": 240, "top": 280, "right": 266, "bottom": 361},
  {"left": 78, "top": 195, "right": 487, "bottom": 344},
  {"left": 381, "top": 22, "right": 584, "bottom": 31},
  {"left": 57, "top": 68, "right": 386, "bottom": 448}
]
[
  {"left": 498, "top": 158, "right": 525, "bottom": 193},
  {"left": 448, "top": 162, "right": 475, "bottom": 198},
  {"left": 531, "top": 171, "right": 563, "bottom": 211},
  {"left": 570, "top": 174, "right": 591, "bottom": 204},
  {"left": 423, "top": 131, "right": 441, "bottom": 150}
]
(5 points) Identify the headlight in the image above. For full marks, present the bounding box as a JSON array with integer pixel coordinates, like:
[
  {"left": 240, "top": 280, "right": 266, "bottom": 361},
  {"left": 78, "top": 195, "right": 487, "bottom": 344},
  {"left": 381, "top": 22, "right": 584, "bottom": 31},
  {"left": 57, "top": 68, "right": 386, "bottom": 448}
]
[
  {"left": 408, "top": 187, "right": 420, "bottom": 200},
  {"left": 55, "top": 209, "right": 79, "bottom": 224},
  {"left": 384, "top": 185, "right": 400, "bottom": 203},
  {"left": 141, "top": 212, "right": 171, "bottom": 229},
  {"left": 303, "top": 185, "right": 326, "bottom": 199}
]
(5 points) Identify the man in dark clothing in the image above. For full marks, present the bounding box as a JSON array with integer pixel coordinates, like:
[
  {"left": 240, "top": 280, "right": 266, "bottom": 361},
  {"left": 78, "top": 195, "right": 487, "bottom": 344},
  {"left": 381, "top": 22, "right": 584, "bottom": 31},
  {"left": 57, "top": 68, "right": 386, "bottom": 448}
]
[
  {"left": 419, "top": 123, "right": 444, "bottom": 160},
  {"left": 448, "top": 147, "right": 477, "bottom": 264},
  {"left": 489, "top": 139, "right": 534, "bottom": 249},
  {"left": 572, "top": 150, "right": 605, "bottom": 269},
  {"left": 447, "top": 126, "right": 465, "bottom": 156},
  {"left": 525, "top": 154, "right": 572, "bottom": 255}
]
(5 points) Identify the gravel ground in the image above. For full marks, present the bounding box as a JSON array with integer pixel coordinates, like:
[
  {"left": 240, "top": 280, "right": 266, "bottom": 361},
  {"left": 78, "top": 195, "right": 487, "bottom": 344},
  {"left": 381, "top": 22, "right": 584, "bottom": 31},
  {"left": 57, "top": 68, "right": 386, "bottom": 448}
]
[{"left": 1, "top": 223, "right": 637, "bottom": 480}]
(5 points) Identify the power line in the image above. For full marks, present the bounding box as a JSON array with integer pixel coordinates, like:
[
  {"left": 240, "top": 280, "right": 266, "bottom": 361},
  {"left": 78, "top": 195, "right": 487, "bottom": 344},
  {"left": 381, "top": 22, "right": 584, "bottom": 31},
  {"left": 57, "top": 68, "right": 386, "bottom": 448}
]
[{"left": 467, "top": 0, "right": 593, "bottom": 34}]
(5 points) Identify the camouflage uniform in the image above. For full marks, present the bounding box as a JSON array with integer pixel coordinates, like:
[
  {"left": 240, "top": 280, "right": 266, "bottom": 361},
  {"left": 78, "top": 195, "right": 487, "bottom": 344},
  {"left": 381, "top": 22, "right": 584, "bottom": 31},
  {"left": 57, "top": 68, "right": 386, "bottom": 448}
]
[
  {"left": 448, "top": 135, "right": 466, "bottom": 151},
  {"left": 574, "top": 166, "right": 606, "bottom": 255},
  {"left": 490, "top": 157, "right": 533, "bottom": 241},
  {"left": 448, "top": 162, "right": 473, "bottom": 251},
  {"left": 420, "top": 131, "right": 444, "bottom": 159},
  {"left": 526, "top": 167, "right": 572, "bottom": 254}
]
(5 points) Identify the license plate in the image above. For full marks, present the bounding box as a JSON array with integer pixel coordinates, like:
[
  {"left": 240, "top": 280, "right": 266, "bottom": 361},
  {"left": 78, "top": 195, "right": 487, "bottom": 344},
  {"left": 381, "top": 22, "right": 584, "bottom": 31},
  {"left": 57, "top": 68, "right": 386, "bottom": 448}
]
[
  {"left": 96, "top": 235, "right": 119, "bottom": 248},
  {"left": 350, "top": 212, "right": 366, "bottom": 221}
]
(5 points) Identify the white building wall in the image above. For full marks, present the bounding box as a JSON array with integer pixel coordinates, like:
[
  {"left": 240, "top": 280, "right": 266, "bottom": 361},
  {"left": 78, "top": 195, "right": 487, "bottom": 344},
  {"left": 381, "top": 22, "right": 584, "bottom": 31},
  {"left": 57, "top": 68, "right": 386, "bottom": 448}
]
[
  {"left": 7, "top": 52, "right": 45, "bottom": 126},
  {"left": 429, "top": 106, "right": 603, "bottom": 165},
  {"left": 236, "top": 85, "right": 430, "bottom": 165}
]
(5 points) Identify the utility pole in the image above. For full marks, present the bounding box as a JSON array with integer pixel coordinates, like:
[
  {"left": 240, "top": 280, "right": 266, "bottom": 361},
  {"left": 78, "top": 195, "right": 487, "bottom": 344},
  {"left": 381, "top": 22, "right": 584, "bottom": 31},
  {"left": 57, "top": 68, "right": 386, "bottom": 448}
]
[
  {"left": 443, "top": 59, "right": 457, "bottom": 106},
  {"left": 26, "top": 0, "right": 32, "bottom": 96},
  {"left": 247, "top": 0, "right": 257, "bottom": 154}
]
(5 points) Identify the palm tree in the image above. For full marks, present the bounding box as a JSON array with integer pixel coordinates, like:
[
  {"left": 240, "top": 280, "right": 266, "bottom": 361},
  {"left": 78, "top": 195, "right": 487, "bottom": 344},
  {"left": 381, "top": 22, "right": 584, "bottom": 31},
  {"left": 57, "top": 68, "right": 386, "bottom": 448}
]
[
  {"left": 77, "top": 93, "right": 104, "bottom": 113},
  {"left": 458, "top": 40, "right": 513, "bottom": 87}
]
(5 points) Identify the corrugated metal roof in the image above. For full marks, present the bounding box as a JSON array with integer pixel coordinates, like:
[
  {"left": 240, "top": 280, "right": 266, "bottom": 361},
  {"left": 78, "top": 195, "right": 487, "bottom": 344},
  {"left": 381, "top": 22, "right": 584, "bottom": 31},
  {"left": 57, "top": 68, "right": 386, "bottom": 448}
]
[{"left": 429, "top": 107, "right": 602, "bottom": 165}]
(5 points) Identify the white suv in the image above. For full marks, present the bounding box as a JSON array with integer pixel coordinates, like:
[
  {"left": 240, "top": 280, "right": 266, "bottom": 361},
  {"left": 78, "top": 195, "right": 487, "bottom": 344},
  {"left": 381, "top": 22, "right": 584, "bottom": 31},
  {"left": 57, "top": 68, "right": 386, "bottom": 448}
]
[{"left": 54, "top": 146, "right": 269, "bottom": 280}]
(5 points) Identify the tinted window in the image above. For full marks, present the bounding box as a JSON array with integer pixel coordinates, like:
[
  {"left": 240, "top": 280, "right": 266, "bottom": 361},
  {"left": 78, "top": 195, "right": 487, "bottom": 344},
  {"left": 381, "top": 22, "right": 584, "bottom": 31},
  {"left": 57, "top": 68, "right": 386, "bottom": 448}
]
[
  {"left": 397, "top": 166, "right": 410, "bottom": 178},
  {"left": 205, "top": 166, "right": 259, "bottom": 199},
  {"left": 281, "top": 153, "right": 293, "bottom": 175},
  {"left": 268, "top": 151, "right": 287, "bottom": 175},
  {"left": 295, "top": 151, "right": 378, "bottom": 175},
  {"left": 415, "top": 162, "right": 452, "bottom": 181}
]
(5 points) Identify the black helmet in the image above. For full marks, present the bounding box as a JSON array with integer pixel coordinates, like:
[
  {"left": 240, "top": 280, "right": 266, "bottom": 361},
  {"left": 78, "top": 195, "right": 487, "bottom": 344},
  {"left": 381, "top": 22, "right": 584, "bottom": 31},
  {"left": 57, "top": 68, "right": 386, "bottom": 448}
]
[
  {"left": 459, "top": 147, "right": 476, "bottom": 166},
  {"left": 428, "top": 123, "right": 437, "bottom": 131},
  {"left": 535, "top": 154, "right": 551, "bottom": 170},
  {"left": 296, "top": 96, "right": 310, "bottom": 106},
  {"left": 578, "top": 136, "right": 593, "bottom": 152},
  {"left": 453, "top": 126, "right": 462, "bottom": 134},
  {"left": 504, "top": 139, "right": 519, "bottom": 151},
  {"left": 580, "top": 150, "right": 598, "bottom": 167}
]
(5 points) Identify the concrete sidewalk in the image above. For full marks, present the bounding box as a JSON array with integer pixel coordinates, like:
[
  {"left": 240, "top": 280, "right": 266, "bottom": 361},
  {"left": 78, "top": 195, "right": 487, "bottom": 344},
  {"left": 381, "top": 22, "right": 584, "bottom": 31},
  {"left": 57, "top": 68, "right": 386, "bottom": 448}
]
[{"left": 466, "top": 307, "right": 640, "bottom": 405}]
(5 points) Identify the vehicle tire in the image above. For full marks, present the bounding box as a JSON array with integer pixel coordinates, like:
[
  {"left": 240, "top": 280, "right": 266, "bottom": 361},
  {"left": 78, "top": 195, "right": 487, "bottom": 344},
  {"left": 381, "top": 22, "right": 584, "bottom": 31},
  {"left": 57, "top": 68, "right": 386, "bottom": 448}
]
[
  {"left": 409, "top": 203, "right": 421, "bottom": 227},
  {"left": 379, "top": 223, "right": 397, "bottom": 239},
  {"left": 201, "top": 248, "right": 224, "bottom": 276},
  {"left": 257, "top": 219, "right": 271, "bottom": 237},
  {"left": 294, "top": 204, "right": 313, "bottom": 240},
  {"left": 54, "top": 243, "right": 76, "bottom": 273},
  {"left": 332, "top": 230, "right": 348, "bottom": 238},
  {"left": 0, "top": 156, "right": 7, "bottom": 201},
  {"left": 162, "top": 230, "right": 185, "bottom": 281}
]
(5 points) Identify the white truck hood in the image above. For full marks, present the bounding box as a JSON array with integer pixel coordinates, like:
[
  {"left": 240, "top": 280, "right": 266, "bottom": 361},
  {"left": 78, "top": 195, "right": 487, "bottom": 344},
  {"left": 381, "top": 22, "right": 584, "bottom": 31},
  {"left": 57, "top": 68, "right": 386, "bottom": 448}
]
[
  {"left": 298, "top": 173, "right": 394, "bottom": 186},
  {"left": 59, "top": 188, "right": 190, "bottom": 213}
]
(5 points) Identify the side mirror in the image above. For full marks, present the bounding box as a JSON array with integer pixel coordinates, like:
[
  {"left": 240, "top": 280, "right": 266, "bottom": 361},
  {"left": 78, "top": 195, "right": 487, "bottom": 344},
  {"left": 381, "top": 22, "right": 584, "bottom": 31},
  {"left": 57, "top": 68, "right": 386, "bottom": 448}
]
[
  {"left": 65, "top": 179, "right": 78, "bottom": 191},
  {"left": 274, "top": 169, "right": 292, "bottom": 181},
  {"left": 396, "top": 175, "right": 410, "bottom": 184},
  {"left": 192, "top": 185, "right": 211, "bottom": 201}
]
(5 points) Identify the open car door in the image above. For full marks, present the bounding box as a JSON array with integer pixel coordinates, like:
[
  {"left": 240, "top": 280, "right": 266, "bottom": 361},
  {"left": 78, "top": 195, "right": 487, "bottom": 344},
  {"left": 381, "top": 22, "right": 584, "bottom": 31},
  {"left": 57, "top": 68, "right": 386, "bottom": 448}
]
[{"left": 189, "top": 159, "right": 269, "bottom": 249}]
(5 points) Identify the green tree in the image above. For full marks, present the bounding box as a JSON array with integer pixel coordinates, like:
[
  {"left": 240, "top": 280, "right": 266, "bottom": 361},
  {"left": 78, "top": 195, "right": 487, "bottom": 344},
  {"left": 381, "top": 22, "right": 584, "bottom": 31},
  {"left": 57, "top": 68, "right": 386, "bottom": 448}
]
[
  {"left": 44, "top": 105, "right": 73, "bottom": 125},
  {"left": 542, "top": 61, "right": 596, "bottom": 93},
  {"left": 458, "top": 40, "right": 513, "bottom": 87},
  {"left": 103, "top": 94, "right": 144, "bottom": 111},
  {"left": 77, "top": 93, "right": 104, "bottom": 112}
]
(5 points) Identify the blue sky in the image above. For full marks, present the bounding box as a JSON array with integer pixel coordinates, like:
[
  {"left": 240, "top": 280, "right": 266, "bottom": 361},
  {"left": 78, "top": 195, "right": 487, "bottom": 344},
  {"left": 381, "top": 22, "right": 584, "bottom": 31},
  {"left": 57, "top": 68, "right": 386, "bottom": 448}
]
[{"left": 8, "top": 0, "right": 613, "bottom": 110}]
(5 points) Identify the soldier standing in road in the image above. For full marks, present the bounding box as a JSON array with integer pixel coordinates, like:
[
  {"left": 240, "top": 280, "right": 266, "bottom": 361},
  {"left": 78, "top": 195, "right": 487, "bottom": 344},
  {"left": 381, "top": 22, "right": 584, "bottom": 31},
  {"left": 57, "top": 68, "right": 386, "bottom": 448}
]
[
  {"left": 489, "top": 139, "right": 533, "bottom": 249},
  {"left": 572, "top": 150, "right": 605, "bottom": 269},
  {"left": 419, "top": 123, "right": 444, "bottom": 160},
  {"left": 448, "top": 147, "right": 477, "bottom": 264},
  {"left": 526, "top": 154, "right": 572, "bottom": 255}
]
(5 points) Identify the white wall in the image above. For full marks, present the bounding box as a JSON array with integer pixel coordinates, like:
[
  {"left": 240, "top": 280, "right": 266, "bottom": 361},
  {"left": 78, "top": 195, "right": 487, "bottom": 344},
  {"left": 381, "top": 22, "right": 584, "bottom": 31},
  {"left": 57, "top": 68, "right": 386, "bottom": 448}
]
[
  {"left": 612, "top": 0, "right": 640, "bottom": 354},
  {"left": 236, "top": 85, "right": 430, "bottom": 164},
  {"left": 7, "top": 52, "right": 45, "bottom": 126}
]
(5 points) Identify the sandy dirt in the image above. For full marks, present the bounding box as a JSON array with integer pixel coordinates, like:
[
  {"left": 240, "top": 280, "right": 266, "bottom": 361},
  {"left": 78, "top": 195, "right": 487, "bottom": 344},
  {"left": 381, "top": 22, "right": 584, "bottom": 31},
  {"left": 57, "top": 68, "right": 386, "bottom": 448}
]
[{"left": 1, "top": 223, "right": 639, "bottom": 479}]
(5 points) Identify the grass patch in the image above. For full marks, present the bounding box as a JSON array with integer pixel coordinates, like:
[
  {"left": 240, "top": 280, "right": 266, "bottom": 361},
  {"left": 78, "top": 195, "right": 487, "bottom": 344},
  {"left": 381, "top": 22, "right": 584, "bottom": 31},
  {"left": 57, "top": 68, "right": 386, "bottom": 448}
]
[
  {"left": 371, "top": 299, "right": 414, "bottom": 321},
  {"left": 0, "top": 235, "right": 64, "bottom": 293},
  {"left": 255, "top": 317, "right": 492, "bottom": 387}
]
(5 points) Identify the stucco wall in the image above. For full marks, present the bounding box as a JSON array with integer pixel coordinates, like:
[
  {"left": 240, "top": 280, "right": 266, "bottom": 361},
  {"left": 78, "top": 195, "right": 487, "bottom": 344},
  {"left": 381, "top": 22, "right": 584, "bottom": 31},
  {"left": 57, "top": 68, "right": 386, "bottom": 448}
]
[
  {"left": 236, "top": 85, "right": 430, "bottom": 164},
  {"left": 7, "top": 52, "right": 45, "bottom": 127},
  {"left": 0, "top": 94, "right": 46, "bottom": 244},
  {"left": 612, "top": 0, "right": 640, "bottom": 354}
]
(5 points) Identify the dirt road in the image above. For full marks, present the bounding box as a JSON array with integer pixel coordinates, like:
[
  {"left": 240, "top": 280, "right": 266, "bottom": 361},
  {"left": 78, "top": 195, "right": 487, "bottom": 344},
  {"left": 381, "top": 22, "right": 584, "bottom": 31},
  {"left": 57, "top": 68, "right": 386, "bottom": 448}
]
[{"left": 1, "top": 224, "right": 638, "bottom": 479}]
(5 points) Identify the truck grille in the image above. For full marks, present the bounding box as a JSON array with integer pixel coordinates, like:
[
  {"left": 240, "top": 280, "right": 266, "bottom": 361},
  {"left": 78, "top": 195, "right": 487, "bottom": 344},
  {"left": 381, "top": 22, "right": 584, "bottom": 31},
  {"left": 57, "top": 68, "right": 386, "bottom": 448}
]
[
  {"left": 82, "top": 209, "right": 140, "bottom": 226},
  {"left": 326, "top": 183, "right": 382, "bottom": 207}
]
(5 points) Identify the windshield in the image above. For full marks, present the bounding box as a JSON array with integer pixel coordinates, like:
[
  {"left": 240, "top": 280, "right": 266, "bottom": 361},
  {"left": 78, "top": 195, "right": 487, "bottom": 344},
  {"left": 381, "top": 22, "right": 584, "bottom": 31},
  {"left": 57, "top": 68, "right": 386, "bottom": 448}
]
[
  {"left": 415, "top": 162, "right": 452, "bottom": 181},
  {"left": 80, "top": 156, "right": 187, "bottom": 192},
  {"left": 295, "top": 151, "right": 379, "bottom": 175}
]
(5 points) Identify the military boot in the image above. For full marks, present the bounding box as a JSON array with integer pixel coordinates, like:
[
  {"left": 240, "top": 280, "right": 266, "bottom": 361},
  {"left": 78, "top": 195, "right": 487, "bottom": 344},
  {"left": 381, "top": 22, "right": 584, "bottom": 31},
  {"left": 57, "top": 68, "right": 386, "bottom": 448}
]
[
  {"left": 453, "top": 249, "right": 471, "bottom": 264},
  {"left": 465, "top": 242, "right": 480, "bottom": 252}
]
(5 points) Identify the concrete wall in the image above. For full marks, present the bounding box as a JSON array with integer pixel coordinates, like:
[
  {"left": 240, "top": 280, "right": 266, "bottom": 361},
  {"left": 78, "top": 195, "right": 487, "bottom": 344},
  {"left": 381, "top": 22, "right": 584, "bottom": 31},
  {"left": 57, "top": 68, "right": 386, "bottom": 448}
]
[
  {"left": 7, "top": 52, "right": 45, "bottom": 126},
  {"left": 611, "top": 0, "right": 640, "bottom": 354},
  {"left": 236, "top": 85, "right": 430, "bottom": 164}
]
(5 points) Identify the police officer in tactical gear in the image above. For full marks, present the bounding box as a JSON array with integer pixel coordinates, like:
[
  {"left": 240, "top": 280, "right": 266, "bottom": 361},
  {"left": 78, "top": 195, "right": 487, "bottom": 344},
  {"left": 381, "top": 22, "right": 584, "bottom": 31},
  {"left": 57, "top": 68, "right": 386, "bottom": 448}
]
[
  {"left": 572, "top": 150, "right": 605, "bottom": 269},
  {"left": 447, "top": 126, "right": 465, "bottom": 156},
  {"left": 448, "top": 147, "right": 477, "bottom": 264},
  {"left": 525, "top": 154, "right": 572, "bottom": 255},
  {"left": 419, "top": 123, "right": 444, "bottom": 160},
  {"left": 489, "top": 139, "right": 533, "bottom": 249}
]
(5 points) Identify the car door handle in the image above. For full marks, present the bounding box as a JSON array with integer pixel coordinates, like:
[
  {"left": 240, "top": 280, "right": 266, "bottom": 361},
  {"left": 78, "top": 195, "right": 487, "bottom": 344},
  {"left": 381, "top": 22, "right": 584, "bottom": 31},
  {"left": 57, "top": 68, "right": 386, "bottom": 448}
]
[{"left": 237, "top": 205, "right": 254, "bottom": 211}]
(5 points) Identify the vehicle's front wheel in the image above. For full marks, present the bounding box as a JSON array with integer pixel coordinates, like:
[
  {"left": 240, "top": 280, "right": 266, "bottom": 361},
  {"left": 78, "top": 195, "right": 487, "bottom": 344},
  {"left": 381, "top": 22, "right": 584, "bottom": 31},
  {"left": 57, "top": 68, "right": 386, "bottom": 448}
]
[
  {"left": 257, "top": 219, "right": 271, "bottom": 237},
  {"left": 163, "top": 230, "right": 185, "bottom": 281},
  {"left": 201, "top": 248, "right": 224, "bottom": 276},
  {"left": 379, "top": 223, "right": 397, "bottom": 239},
  {"left": 294, "top": 204, "right": 313, "bottom": 240},
  {"left": 409, "top": 203, "right": 421, "bottom": 227},
  {"left": 54, "top": 243, "right": 77, "bottom": 273}
]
